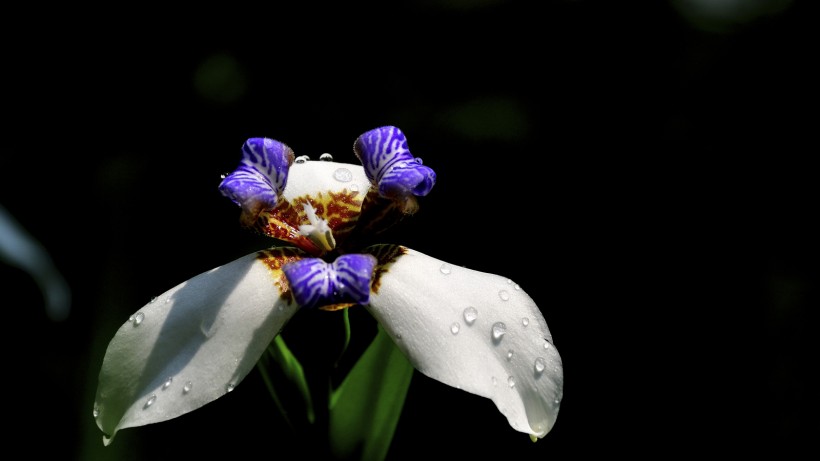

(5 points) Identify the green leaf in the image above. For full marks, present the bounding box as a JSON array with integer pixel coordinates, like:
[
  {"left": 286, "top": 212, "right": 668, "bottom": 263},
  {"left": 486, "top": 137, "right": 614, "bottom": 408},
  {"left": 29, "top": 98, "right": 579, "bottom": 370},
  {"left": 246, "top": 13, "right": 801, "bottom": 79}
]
[
  {"left": 329, "top": 325, "right": 414, "bottom": 461},
  {"left": 257, "top": 335, "right": 315, "bottom": 428}
]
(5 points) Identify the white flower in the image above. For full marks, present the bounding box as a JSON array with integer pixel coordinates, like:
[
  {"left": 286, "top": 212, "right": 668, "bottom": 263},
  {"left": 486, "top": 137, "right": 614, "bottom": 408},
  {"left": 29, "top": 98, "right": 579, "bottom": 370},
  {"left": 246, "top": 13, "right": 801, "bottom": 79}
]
[{"left": 93, "top": 126, "right": 564, "bottom": 446}]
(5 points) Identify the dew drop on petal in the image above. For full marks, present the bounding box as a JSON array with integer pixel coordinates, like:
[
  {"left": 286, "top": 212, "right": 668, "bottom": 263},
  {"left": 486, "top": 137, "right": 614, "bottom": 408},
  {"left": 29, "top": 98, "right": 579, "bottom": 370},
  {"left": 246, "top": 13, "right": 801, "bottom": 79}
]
[
  {"left": 522, "top": 317, "right": 530, "bottom": 327},
  {"left": 226, "top": 383, "right": 235, "bottom": 393},
  {"left": 544, "top": 341, "right": 552, "bottom": 350},
  {"left": 150, "top": 296, "right": 157, "bottom": 303},
  {"left": 492, "top": 322, "right": 507, "bottom": 341},
  {"left": 534, "top": 357, "right": 546, "bottom": 374},
  {"left": 144, "top": 394, "right": 156, "bottom": 408},
  {"left": 295, "top": 155, "right": 310, "bottom": 164},
  {"left": 350, "top": 183, "right": 359, "bottom": 192},
  {"left": 506, "top": 350, "right": 514, "bottom": 361},
  {"left": 450, "top": 322, "right": 460, "bottom": 335},
  {"left": 162, "top": 377, "right": 173, "bottom": 390},
  {"left": 415, "top": 157, "right": 423, "bottom": 164},
  {"left": 439, "top": 263, "right": 452, "bottom": 275},
  {"left": 132, "top": 312, "right": 144, "bottom": 326},
  {"left": 498, "top": 290, "right": 510, "bottom": 301},
  {"left": 333, "top": 167, "right": 352, "bottom": 182},
  {"left": 319, "top": 153, "right": 333, "bottom": 161},
  {"left": 514, "top": 283, "right": 521, "bottom": 290},
  {"left": 92, "top": 405, "right": 99, "bottom": 418},
  {"left": 463, "top": 306, "right": 478, "bottom": 325},
  {"left": 183, "top": 381, "right": 193, "bottom": 394},
  {"left": 507, "top": 376, "right": 516, "bottom": 388}
]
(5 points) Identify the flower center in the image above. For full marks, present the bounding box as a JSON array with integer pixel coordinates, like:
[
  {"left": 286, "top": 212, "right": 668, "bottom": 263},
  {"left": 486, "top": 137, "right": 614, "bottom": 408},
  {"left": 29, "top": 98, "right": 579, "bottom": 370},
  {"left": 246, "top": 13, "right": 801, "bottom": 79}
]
[{"left": 298, "top": 202, "right": 336, "bottom": 252}]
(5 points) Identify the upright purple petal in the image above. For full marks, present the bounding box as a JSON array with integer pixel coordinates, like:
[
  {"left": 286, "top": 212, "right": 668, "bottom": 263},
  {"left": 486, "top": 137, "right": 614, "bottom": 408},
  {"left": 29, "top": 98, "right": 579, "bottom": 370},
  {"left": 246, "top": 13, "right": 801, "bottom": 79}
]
[
  {"left": 353, "top": 126, "right": 436, "bottom": 206},
  {"left": 219, "top": 138, "right": 295, "bottom": 225}
]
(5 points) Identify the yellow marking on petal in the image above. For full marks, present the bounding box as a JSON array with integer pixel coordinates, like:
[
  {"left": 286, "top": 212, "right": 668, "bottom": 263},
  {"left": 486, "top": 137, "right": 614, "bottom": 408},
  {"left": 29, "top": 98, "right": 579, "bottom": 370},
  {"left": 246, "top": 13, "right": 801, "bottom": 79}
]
[
  {"left": 256, "top": 247, "right": 308, "bottom": 305},
  {"left": 318, "top": 302, "right": 356, "bottom": 312}
]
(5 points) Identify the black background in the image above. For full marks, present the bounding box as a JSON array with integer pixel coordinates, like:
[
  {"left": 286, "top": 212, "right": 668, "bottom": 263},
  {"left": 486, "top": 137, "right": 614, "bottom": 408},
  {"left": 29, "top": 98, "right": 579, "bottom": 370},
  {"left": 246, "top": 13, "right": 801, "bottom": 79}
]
[{"left": 2, "top": 1, "right": 816, "bottom": 459}]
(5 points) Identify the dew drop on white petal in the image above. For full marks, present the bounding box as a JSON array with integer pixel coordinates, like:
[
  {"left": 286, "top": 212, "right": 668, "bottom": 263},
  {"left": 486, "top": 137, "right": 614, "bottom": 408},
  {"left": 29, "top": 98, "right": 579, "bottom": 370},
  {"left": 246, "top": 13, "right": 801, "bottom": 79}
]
[
  {"left": 150, "top": 296, "right": 157, "bottom": 303},
  {"left": 162, "top": 377, "right": 173, "bottom": 390},
  {"left": 514, "top": 283, "right": 521, "bottom": 290},
  {"left": 450, "top": 322, "right": 460, "bottom": 335},
  {"left": 506, "top": 279, "right": 512, "bottom": 284},
  {"left": 132, "top": 312, "right": 144, "bottom": 326},
  {"left": 183, "top": 381, "right": 193, "bottom": 394},
  {"left": 439, "top": 263, "right": 451, "bottom": 275},
  {"left": 165, "top": 297, "right": 171, "bottom": 303},
  {"left": 415, "top": 157, "right": 423, "bottom": 164},
  {"left": 350, "top": 183, "right": 359, "bottom": 192},
  {"left": 333, "top": 167, "right": 352, "bottom": 182},
  {"left": 492, "top": 322, "right": 507, "bottom": 341},
  {"left": 534, "top": 357, "right": 546, "bottom": 374},
  {"left": 544, "top": 341, "right": 552, "bottom": 349},
  {"left": 220, "top": 173, "right": 227, "bottom": 179},
  {"left": 463, "top": 306, "right": 478, "bottom": 325},
  {"left": 144, "top": 394, "right": 156, "bottom": 408},
  {"left": 319, "top": 153, "right": 333, "bottom": 161},
  {"left": 92, "top": 405, "right": 99, "bottom": 418},
  {"left": 522, "top": 317, "right": 530, "bottom": 327},
  {"left": 498, "top": 290, "right": 510, "bottom": 301},
  {"left": 295, "top": 155, "right": 310, "bottom": 164},
  {"left": 506, "top": 350, "right": 514, "bottom": 361},
  {"left": 226, "top": 383, "right": 235, "bottom": 393},
  {"left": 507, "top": 376, "right": 516, "bottom": 388}
]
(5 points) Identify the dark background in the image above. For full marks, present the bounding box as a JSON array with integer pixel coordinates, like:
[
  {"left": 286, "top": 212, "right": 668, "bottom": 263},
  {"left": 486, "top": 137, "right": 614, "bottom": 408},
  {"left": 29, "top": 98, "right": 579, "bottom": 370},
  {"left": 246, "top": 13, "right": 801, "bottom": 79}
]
[{"left": 2, "top": 0, "right": 815, "bottom": 459}]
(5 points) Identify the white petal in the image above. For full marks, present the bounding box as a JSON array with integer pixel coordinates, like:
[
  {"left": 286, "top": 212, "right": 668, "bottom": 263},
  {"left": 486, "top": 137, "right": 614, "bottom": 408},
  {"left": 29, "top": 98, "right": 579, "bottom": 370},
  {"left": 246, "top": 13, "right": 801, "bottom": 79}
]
[
  {"left": 364, "top": 247, "right": 563, "bottom": 438},
  {"left": 284, "top": 160, "right": 371, "bottom": 200},
  {"left": 93, "top": 251, "right": 299, "bottom": 445}
]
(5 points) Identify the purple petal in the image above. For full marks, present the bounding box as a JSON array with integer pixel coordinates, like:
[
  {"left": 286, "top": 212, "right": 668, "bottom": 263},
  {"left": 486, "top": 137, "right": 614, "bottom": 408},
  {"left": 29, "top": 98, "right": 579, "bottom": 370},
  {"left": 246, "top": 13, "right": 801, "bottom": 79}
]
[
  {"left": 353, "top": 126, "right": 436, "bottom": 201},
  {"left": 282, "top": 254, "right": 377, "bottom": 309},
  {"left": 219, "top": 138, "right": 294, "bottom": 225}
]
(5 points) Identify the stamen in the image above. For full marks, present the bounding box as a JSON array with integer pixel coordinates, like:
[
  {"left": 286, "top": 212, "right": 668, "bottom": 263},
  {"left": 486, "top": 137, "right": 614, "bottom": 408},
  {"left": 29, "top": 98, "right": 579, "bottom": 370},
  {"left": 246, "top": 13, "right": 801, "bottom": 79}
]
[
  {"left": 282, "top": 254, "right": 378, "bottom": 310},
  {"left": 298, "top": 202, "right": 336, "bottom": 252}
]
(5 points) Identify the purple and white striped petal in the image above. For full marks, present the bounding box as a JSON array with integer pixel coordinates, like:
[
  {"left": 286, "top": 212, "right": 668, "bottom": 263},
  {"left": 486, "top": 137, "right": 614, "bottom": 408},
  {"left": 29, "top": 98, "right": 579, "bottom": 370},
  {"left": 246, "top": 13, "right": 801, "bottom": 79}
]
[
  {"left": 353, "top": 126, "right": 436, "bottom": 208},
  {"left": 219, "top": 138, "right": 295, "bottom": 226},
  {"left": 282, "top": 254, "right": 377, "bottom": 310}
]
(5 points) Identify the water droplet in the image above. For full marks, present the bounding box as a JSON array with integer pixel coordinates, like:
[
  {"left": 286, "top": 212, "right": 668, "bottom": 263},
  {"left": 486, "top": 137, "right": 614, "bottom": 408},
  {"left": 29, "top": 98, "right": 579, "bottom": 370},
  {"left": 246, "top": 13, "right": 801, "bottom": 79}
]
[
  {"left": 132, "top": 312, "right": 144, "bottom": 326},
  {"left": 522, "top": 317, "right": 530, "bottom": 327},
  {"left": 450, "top": 322, "right": 460, "bottom": 335},
  {"left": 514, "top": 283, "right": 521, "bottom": 290},
  {"left": 553, "top": 399, "right": 561, "bottom": 406},
  {"left": 333, "top": 167, "right": 352, "bottom": 182},
  {"left": 498, "top": 290, "right": 510, "bottom": 301},
  {"left": 492, "top": 376, "right": 497, "bottom": 386},
  {"left": 463, "top": 306, "right": 478, "bottom": 325},
  {"left": 506, "top": 350, "right": 515, "bottom": 361},
  {"left": 415, "top": 157, "right": 423, "bottom": 164},
  {"left": 544, "top": 341, "right": 552, "bottom": 349},
  {"left": 150, "top": 296, "right": 158, "bottom": 303},
  {"left": 295, "top": 155, "right": 310, "bottom": 164},
  {"left": 183, "top": 381, "right": 193, "bottom": 394},
  {"left": 226, "top": 383, "right": 236, "bottom": 393},
  {"left": 220, "top": 173, "right": 227, "bottom": 179},
  {"left": 534, "top": 357, "right": 546, "bottom": 374},
  {"left": 507, "top": 376, "right": 516, "bottom": 388},
  {"left": 395, "top": 333, "right": 402, "bottom": 340},
  {"left": 165, "top": 297, "right": 171, "bottom": 303},
  {"left": 439, "top": 263, "right": 451, "bottom": 275},
  {"left": 319, "top": 153, "right": 333, "bottom": 161},
  {"left": 506, "top": 279, "right": 513, "bottom": 284},
  {"left": 350, "top": 183, "right": 359, "bottom": 192},
  {"left": 144, "top": 394, "right": 156, "bottom": 408},
  {"left": 492, "top": 322, "right": 507, "bottom": 341},
  {"left": 162, "top": 377, "right": 173, "bottom": 390},
  {"left": 92, "top": 406, "right": 99, "bottom": 418}
]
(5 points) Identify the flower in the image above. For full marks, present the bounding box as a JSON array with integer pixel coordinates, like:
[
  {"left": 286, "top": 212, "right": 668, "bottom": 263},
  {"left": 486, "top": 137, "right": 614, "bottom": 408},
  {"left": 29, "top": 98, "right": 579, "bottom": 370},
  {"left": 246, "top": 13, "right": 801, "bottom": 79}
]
[{"left": 93, "top": 126, "right": 564, "bottom": 446}]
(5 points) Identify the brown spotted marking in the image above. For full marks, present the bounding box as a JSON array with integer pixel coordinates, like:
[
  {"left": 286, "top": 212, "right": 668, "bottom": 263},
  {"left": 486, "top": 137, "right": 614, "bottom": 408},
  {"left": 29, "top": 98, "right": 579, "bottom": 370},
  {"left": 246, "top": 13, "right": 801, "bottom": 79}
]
[
  {"left": 256, "top": 247, "right": 308, "bottom": 305},
  {"left": 366, "top": 244, "right": 408, "bottom": 294}
]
